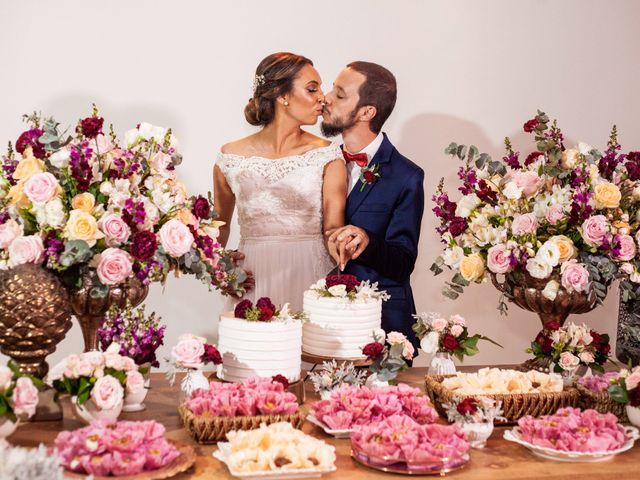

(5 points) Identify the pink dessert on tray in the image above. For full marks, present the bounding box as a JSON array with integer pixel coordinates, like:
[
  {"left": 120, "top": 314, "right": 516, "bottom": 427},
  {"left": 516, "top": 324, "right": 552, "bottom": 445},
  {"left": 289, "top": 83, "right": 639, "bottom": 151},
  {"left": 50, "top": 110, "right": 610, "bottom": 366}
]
[{"left": 517, "top": 407, "right": 628, "bottom": 452}]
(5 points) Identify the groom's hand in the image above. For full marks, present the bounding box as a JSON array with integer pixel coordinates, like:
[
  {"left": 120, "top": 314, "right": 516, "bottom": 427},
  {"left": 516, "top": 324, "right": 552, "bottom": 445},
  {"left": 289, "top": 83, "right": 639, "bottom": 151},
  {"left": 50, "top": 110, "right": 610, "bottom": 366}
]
[{"left": 325, "top": 225, "right": 370, "bottom": 269}]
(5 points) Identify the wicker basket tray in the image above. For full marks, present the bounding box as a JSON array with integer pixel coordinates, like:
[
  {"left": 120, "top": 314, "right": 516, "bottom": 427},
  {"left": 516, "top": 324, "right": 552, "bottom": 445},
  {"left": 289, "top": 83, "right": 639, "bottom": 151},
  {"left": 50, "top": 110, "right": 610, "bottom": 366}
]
[
  {"left": 575, "top": 383, "right": 628, "bottom": 422},
  {"left": 424, "top": 374, "right": 580, "bottom": 424},
  {"left": 178, "top": 403, "right": 306, "bottom": 444}
]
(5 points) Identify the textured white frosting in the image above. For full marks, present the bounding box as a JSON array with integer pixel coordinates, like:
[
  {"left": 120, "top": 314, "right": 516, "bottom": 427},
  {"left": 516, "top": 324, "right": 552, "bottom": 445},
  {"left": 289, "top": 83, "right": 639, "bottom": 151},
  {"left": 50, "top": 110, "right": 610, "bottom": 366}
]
[
  {"left": 217, "top": 313, "right": 302, "bottom": 382},
  {"left": 302, "top": 291, "right": 383, "bottom": 358}
]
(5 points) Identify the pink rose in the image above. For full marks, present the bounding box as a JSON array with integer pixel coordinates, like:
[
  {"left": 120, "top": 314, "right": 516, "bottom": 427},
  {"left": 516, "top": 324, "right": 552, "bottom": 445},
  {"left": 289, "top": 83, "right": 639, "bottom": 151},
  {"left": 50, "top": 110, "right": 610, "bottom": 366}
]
[
  {"left": 615, "top": 234, "right": 636, "bottom": 261},
  {"left": 99, "top": 213, "right": 131, "bottom": 247},
  {"left": 450, "top": 314, "right": 466, "bottom": 326},
  {"left": 431, "top": 318, "right": 448, "bottom": 332},
  {"left": 23, "top": 172, "right": 59, "bottom": 204},
  {"left": 90, "top": 375, "right": 124, "bottom": 410},
  {"left": 8, "top": 234, "right": 44, "bottom": 267},
  {"left": 561, "top": 260, "right": 590, "bottom": 293},
  {"left": 12, "top": 376, "right": 39, "bottom": 418},
  {"left": 578, "top": 351, "right": 595, "bottom": 364},
  {"left": 0, "top": 219, "right": 22, "bottom": 249},
  {"left": 386, "top": 331, "right": 408, "bottom": 345},
  {"left": 96, "top": 248, "right": 133, "bottom": 285},
  {"left": 104, "top": 352, "right": 127, "bottom": 371},
  {"left": 581, "top": 215, "right": 608, "bottom": 247},
  {"left": 171, "top": 334, "right": 205, "bottom": 369},
  {"left": 450, "top": 324, "right": 464, "bottom": 337},
  {"left": 402, "top": 340, "right": 415, "bottom": 360},
  {"left": 74, "top": 359, "right": 93, "bottom": 378},
  {"left": 0, "top": 365, "right": 12, "bottom": 391},
  {"left": 158, "top": 219, "right": 194, "bottom": 257},
  {"left": 545, "top": 205, "right": 565, "bottom": 225},
  {"left": 126, "top": 370, "right": 145, "bottom": 394},
  {"left": 512, "top": 213, "right": 539, "bottom": 236},
  {"left": 512, "top": 171, "right": 543, "bottom": 196},
  {"left": 558, "top": 351, "right": 580, "bottom": 370},
  {"left": 487, "top": 244, "right": 511, "bottom": 274}
]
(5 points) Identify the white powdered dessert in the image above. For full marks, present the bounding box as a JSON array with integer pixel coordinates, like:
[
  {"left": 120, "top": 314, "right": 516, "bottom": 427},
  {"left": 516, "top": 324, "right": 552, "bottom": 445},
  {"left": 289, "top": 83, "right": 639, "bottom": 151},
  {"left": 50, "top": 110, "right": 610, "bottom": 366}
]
[
  {"left": 217, "top": 303, "right": 302, "bottom": 383},
  {"left": 302, "top": 276, "right": 388, "bottom": 359}
]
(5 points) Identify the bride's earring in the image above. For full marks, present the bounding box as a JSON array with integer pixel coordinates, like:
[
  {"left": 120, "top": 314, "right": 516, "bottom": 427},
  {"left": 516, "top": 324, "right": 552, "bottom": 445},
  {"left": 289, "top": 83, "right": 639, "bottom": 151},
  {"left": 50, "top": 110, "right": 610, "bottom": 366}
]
[{"left": 283, "top": 100, "right": 289, "bottom": 106}]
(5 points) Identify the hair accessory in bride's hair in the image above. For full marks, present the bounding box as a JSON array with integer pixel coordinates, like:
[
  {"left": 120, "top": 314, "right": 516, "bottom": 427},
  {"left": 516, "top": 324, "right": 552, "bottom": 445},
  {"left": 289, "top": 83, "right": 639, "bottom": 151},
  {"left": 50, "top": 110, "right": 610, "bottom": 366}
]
[{"left": 252, "top": 74, "right": 266, "bottom": 93}]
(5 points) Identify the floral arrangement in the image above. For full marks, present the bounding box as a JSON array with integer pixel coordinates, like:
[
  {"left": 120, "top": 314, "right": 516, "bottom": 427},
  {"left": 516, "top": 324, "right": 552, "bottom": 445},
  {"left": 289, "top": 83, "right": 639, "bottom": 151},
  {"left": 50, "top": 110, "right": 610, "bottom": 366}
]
[
  {"left": 48, "top": 345, "right": 143, "bottom": 408},
  {"left": 0, "top": 361, "right": 41, "bottom": 422},
  {"left": 362, "top": 331, "right": 414, "bottom": 383},
  {"left": 0, "top": 108, "right": 250, "bottom": 297},
  {"left": 351, "top": 415, "right": 469, "bottom": 467},
  {"left": 308, "top": 359, "right": 367, "bottom": 396},
  {"left": 526, "top": 321, "right": 610, "bottom": 373},
  {"left": 0, "top": 444, "right": 64, "bottom": 480},
  {"left": 311, "top": 384, "right": 438, "bottom": 430},
  {"left": 577, "top": 371, "right": 621, "bottom": 393},
  {"left": 441, "top": 368, "right": 563, "bottom": 395},
  {"left": 431, "top": 110, "right": 640, "bottom": 313},
  {"left": 54, "top": 419, "right": 180, "bottom": 476},
  {"left": 169, "top": 333, "right": 222, "bottom": 374},
  {"left": 443, "top": 396, "right": 505, "bottom": 424},
  {"left": 517, "top": 407, "right": 628, "bottom": 452},
  {"left": 184, "top": 377, "right": 299, "bottom": 417},
  {"left": 412, "top": 312, "right": 501, "bottom": 360},
  {"left": 233, "top": 297, "right": 306, "bottom": 322},
  {"left": 609, "top": 366, "right": 640, "bottom": 407},
  {"left": 98, "top": 301, "right": 165, "bottom": 367},
  {"left": 222, "top": 422, "right": 336, "bottom": 473},
  {"left": 308, "top": 274, "right": 390, "bottom": 301}
]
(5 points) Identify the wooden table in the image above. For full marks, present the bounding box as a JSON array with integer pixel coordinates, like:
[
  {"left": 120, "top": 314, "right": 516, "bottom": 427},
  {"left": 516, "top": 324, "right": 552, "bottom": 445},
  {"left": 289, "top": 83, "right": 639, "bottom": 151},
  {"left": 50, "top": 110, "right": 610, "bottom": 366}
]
[{"left": 10, "top": 368, "right": 640, "bottom": 479}]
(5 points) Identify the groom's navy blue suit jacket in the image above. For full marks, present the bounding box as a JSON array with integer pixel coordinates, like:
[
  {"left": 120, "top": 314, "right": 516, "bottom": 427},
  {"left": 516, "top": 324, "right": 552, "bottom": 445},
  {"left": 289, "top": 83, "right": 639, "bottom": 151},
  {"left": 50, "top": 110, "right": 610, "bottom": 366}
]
[{"left": 343, "top": 133, "right": 424, "bottom": 350}]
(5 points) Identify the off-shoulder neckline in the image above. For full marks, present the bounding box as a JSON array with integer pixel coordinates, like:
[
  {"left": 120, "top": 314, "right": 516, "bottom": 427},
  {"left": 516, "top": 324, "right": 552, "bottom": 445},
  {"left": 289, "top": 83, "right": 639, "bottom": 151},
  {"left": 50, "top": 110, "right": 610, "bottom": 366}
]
[{"left": 217, "top": 143, "right": 339, "bottom": 161}]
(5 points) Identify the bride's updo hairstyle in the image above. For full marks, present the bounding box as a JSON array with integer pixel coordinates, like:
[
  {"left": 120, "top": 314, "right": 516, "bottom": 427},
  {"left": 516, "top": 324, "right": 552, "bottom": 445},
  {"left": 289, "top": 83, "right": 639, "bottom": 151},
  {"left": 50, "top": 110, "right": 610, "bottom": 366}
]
[{"left": 245, "top": 52, "right": 313, "bottom": 127}]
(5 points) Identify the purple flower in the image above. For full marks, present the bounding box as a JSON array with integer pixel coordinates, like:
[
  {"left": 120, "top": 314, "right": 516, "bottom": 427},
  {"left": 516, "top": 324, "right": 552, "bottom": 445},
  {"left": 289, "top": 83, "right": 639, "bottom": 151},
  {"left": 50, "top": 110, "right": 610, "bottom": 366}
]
[
  {"left": 130, "top": 230, "right": 157, "bottom": 261},
  {"left": 1, "top": 156, "right": 18, "bottom": 186},
  {"left": 234, "top": 299, "right": 253, "bottom": 319},
  {"left": 0, "top": 211, "right": 9, "bottom": 225},
  {"left": 191, "top": 196, "right": 211, "bottom": 220},
  {"left": 16, "top": 128, "right": 45, "bottom": 159},
  {"left": 69, "top": 142, "right": 93, "bottom": 191},
  {"left": 80, "top": 116, "right": 104, "bottom": 139},
  {"left": 448, "top": 217, "right": 468, "bottom": 237},
  {"left": 457, "top": 167, "right": 477, "bottom": 195},
  {"left": 122, "top": 198, "right": 146, "bottom": 230},
  {"left": 625, "top": 151, "right": 640, "bottom": 181},
  {"left": 503, "top": 151, "right": 520, "bottom": 169}
]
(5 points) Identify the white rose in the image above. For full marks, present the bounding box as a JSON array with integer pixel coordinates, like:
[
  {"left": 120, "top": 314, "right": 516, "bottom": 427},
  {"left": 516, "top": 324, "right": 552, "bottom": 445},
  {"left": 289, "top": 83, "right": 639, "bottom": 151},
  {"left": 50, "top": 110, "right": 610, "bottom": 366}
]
[
  {"left": 503, "top": 181, "right": 523, "bottom": 200},
  {"left": 310, "top": 278, "right": 326, "bottom": 290},
  {"left": 450, "top": 324, "right": 464, "bottom": 337},
  {"left": 327, "top": 284, "right": 347, "bottom": 297},
  {"left": 420, "top": 331, "right": 440, "bottom": 354},
  {"left": 560, "top": 149, "right": 580, "bottom": 170},
  {"left": 536, "top": 241, "right": 560, "bottom": 267},
  {"left": 442, "top": 246, "right": 465, "bottom": 269},
  {"left": 49, "top": 148, "right": 71, "bottom": 169},
  {"left": 558, "top": 351, "right": 580, "bottom": 371},
  {"left": 526, "top": 257, "right": 553, "bottom": 279},
  {"left": 579, "top": 351, "right": 595, "bottom": 364},
  {"left": 541, "top": 280, "right": 560, "bottom": 301},
  {"left": 455, "top": 194, "right": 480, "bottom": 218},
  {"left": 44, "top": 199, "right": 66, "bottom": 227}
]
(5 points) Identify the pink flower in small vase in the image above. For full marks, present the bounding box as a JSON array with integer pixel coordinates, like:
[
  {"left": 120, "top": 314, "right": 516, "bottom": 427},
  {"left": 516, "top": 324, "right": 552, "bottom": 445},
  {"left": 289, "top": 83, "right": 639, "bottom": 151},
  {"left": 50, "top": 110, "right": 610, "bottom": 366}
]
[
  {"left": 12, "top": 377, "right": 39, "bottom": 418},
  {"left": 171, "top": 334, "right": 205, "bottom": 369},
  {"left": 125, "top": 370, "right": 145, "bottom": 394},
  {"left": 91, "top": 375, "right": 124, "bottom": 411}
]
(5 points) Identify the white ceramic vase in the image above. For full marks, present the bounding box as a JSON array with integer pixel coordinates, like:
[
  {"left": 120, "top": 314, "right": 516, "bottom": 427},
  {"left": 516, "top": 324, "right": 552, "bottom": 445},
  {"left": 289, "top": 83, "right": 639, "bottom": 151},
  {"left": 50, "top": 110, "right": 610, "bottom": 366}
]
[
  {"left": 365, "top": 373, "right": 390, "bottom": 389},
  {"left": 626, "top": 405, "right": 640, "bottom": 427},
  {"left": 550, "top": 363, "right": 579, "bottom": 387},
  {"left": 0, "top": 417, "right": 18, "bottom": 447},
  {"left": 72, "top": 395, "right": 122, "bottom": 425},
  {"left": 122, "top": 364, "right": 151, "bottom": 413},
  {"left": 459, "top": 421, "right": 494, "bottom": 448},
  {"left": 428, "top": 352, "right": 457, "bottom": 376},
  {"left": 181, "top": 369, "right": 210, "bottom": 399}
]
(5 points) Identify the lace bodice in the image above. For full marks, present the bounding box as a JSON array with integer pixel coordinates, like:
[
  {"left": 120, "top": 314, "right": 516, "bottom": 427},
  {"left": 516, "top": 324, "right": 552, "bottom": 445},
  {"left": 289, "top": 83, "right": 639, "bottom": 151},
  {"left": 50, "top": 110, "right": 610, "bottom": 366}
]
[{"left": 216, "top": 144, "right": 343, "bottom": 238}]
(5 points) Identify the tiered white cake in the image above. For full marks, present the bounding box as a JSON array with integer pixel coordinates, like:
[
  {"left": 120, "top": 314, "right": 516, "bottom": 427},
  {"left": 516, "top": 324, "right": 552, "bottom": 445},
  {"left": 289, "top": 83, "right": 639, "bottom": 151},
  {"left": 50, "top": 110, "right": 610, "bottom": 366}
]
[
  {"left": 302, "top": 278, "right": 386, "bottom": 359},
  {"left": 217, "top": 313, "right": 302, "bottom": 383}
]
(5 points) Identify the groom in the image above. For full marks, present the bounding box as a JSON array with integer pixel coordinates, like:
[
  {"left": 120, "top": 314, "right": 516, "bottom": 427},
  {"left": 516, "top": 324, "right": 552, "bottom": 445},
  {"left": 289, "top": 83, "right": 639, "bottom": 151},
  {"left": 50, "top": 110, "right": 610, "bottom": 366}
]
[{"left": 322, "top": 61, "right": 424, "bottom": 351}]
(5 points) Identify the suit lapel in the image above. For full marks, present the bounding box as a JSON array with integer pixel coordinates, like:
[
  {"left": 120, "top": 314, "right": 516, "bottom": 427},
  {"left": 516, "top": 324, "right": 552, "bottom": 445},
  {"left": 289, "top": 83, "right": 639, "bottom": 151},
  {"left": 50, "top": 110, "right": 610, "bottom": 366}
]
[{"left": 346, "top": 133, "right": 393, "bottom": 219}]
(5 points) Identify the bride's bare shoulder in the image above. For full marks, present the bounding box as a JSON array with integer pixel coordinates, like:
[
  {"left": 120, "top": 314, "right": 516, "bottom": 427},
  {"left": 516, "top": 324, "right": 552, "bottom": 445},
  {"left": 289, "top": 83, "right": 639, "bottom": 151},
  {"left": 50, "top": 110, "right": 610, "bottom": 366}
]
[
  {"left": 220, "top": 134, "right": 261, "bottom": 156},
  {"left": 301, "top": 132, "right": 331, "bottom": 149}
]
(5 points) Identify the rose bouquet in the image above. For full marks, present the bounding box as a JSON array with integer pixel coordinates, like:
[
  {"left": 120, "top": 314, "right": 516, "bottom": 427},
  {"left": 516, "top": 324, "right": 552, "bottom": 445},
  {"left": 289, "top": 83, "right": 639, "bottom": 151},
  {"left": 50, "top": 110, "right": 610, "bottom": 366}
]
[
  {"left": 98, "top": 301, "right": 165, "bottom": 368},
  {"left": 431, "top": 110, "right": 640, "bottom": 313},
  {"left": 308, "top": 274, "right": 390, "bottom": 301},
  {"left": 54, "top": 419, "right": 180, "bottom": 476},
  {"left": 412, "top": 313, "right": 501, "bottom": 360},
  {"left": 0, "top": 108, "right": 250, "bottom": 297},
  {"left": 233, "top": 297, "right": 306, "bottom": 322},
  {"left": 362, "top": 331, "right": 414, "bottom": 384},
  {"left": 526, "top": 321, "right": 610, "bottom": 373},
  {"left": 308, "top": 359, "right": 368, "bottom": 397},
  {"left": 443, "top": 396, "right": 505, "bottom": 424},
  {"left": 0, "top": 360, "right": 41, "bottom": 422},
  {"left": 169, "top": 333, "right": 222, "bottom": 372}
]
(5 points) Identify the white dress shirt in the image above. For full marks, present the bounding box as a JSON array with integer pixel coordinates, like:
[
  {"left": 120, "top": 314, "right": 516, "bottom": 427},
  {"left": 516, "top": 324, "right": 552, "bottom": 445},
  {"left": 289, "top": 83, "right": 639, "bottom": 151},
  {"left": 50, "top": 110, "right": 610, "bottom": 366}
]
[{"left": 345, "top": 132, "right": 384, "bottom": 193}]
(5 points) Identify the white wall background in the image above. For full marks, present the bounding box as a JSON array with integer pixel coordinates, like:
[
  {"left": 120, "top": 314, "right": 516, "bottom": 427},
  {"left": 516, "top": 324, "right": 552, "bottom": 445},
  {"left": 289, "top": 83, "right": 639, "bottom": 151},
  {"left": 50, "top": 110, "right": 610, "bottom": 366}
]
[{"left": 1, "top": 0, "right": 639, "bottom": 370}]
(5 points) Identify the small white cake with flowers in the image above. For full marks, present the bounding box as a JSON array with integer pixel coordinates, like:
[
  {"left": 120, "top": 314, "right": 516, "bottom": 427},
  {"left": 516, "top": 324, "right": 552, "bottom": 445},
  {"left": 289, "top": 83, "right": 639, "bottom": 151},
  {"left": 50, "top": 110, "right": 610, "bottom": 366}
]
[
  {"left": 217, "top": 297, "right": 304, "bottom": 383},
  {"left": 302, "top": 274, "right": 388, "bottom": 359}
]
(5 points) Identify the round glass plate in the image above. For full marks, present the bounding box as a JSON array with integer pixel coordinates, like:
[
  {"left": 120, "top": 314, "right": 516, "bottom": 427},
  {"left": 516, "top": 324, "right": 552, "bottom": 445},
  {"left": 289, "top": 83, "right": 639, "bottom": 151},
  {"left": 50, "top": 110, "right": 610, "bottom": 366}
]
[{"left": 351, "top": 448, "right": 469, "bottom": 476}]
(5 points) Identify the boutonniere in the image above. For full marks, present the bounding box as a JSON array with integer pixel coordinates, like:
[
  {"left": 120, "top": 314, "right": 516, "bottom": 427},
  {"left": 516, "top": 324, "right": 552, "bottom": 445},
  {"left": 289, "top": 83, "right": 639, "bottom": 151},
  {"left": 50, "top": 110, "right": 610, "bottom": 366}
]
[{"left": 359, "top": 164, "right": 381, "bottom": 192}]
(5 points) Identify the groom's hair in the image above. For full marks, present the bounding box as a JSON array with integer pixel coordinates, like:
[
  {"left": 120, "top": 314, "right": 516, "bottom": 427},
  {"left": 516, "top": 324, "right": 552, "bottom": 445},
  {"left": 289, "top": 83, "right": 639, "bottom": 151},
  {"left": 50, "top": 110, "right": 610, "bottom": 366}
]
[{"left": 347, "top": 61, "right": 397, "bottom": 134}]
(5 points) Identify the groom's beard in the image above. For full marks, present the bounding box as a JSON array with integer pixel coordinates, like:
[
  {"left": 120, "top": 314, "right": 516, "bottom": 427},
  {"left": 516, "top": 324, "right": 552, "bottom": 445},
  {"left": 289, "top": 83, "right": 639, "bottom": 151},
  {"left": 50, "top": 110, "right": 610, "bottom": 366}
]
[{"left": 321, "top": 109, "right": 358, "bottom": 137}]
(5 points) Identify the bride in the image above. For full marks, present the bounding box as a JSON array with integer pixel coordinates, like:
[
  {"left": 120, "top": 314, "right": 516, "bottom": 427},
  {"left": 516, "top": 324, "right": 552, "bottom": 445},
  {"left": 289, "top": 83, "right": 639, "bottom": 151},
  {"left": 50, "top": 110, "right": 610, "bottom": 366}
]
[{"left": 214, "top": 52, "right": 347, "bottom": 310}]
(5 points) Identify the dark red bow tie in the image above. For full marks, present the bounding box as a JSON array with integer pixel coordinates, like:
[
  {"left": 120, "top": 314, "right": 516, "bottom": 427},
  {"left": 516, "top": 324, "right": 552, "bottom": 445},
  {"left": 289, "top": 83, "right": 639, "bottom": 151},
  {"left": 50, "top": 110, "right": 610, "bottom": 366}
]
[{"left": 342, "top": 149, "right": 369, "bottom": 167}]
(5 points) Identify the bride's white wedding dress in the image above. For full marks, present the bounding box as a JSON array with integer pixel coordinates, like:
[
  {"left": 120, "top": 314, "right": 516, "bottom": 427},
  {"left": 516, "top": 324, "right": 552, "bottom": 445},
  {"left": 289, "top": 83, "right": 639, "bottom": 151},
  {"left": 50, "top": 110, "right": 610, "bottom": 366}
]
[{"left": 217, "top": 144, "right": 343, "bottom": 310}]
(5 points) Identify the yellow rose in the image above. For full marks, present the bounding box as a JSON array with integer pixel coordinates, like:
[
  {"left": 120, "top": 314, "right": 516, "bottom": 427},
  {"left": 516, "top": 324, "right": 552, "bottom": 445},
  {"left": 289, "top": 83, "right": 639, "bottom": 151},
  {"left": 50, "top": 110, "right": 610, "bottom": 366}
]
[
  {"left": 13, "top": 147, "right": 45, "bottom": 182},
  {"left": 550, "top": 235, "right": 576, "bottom": 263},
  {"left": 71, "top": 192, "right": 96, "bottom": 213},
  {"left": 7, "top": 183, "right": 29, "bottom": 208},
  {"left": 65, "top": 209, "right": 104, "bottom": 246},
  {"left": 459, "top": 253, "right": 485, "bottom": 282},
  {"left": 594, "top": 182, "right": 621, "bottom": 209}
]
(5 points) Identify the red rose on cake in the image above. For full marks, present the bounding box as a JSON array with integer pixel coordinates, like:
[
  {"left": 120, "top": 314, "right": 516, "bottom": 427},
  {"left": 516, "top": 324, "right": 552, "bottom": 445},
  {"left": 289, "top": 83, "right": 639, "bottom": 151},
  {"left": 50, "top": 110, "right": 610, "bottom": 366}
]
[{"left": 325, "top": 274, "right": 360, "bottom": 292}]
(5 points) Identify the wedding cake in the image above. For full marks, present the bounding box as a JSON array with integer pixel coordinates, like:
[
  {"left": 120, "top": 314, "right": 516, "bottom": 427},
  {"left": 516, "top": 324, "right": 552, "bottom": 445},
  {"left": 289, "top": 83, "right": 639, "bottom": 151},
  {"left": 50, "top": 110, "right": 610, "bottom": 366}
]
[
  {"left": 302, "top": 275, "right": 388, "bottom": 359},
  {"left": 217, "top": 298, "right": 303, "bottom": 383}
]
